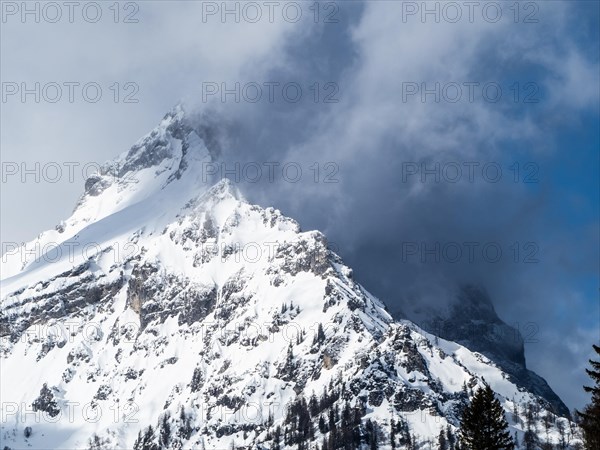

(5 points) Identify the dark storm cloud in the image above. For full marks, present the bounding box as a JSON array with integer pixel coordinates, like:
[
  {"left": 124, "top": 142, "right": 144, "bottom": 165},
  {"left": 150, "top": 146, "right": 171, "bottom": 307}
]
[{"left": 191, "top": 1, "right": 599, "bottom": 410}]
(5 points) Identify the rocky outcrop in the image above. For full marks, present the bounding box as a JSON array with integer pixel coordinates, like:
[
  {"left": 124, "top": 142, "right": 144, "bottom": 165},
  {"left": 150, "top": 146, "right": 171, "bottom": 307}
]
[{"left": 406, "top": 285, "right": 569, "bottom": 416}]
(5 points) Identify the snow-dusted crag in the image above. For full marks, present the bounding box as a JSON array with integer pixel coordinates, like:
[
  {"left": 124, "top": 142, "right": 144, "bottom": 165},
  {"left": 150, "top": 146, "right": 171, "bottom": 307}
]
[
  {"left": 397, "top": 286, "right": 570, "bottom": 418},
  {"left": 1, "top": 108, "right": 581, "bottom": 449}
]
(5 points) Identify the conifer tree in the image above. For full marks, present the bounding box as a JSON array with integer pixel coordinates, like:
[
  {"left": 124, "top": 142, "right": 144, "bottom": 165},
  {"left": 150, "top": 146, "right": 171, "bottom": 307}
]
[
  {"left": 577, "top": 343, "right": 600, "bottom": 449},
  {"left": 439, "top": 429, "right": 447, "bottom": 449},
  {"left": 459, "top": 384, "right": 515, "bottom": 450},
  {"left": 522, "top": 430, "right": 537, "bottom": 450},
  {"left": 511, "top": 401, "right": 519, "bottom": 425},
  {"left": 446, "top": 425, "right": 457, "bottom": 450},
  {"left": 273, "top": 425, "right": 281, "bottom": 450},
  {"left": 317, "top": 323, "right": 326, "bottom": 343},
  {"left": 158, "top": 412, "right": 171, "bottom": 448},
  {"left": 133, "top": 426, "right": 159, "bottom": 450},
  {"left": 365, "top": 419, "right": 379, "bottom": 450}
]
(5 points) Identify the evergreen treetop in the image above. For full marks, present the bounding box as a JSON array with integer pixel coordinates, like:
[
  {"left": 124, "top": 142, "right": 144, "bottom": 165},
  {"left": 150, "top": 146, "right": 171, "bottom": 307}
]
[{"left": 459, "top": 383, "right": 514, "bottom": 450}]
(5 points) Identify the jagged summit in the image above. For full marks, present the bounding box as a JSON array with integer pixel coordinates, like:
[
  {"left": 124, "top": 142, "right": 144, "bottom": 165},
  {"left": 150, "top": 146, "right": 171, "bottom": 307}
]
[
  {"left": 81, "top": 105, "right": 215, "bottom": 199},
  {"left": 0, "top": 109, "right": 580, "bottom": 449},
  {"left": 1, "top": 107, "right": 221, "bottom": 281}
]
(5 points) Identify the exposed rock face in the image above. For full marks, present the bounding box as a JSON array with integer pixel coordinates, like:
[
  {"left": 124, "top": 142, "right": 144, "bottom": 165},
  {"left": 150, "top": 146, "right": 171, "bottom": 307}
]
[{"left": 31, "top": 383, "right": 61, "bottom": 418}]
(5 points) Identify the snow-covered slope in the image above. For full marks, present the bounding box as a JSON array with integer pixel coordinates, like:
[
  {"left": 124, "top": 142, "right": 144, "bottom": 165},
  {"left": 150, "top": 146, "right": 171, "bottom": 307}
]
[{"left": 0, "top": 108, "right": 581, "bottom": 449}]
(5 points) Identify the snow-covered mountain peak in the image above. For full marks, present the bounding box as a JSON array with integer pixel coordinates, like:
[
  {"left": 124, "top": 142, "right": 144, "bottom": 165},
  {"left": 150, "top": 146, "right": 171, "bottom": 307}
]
[
  {"left": 0, "top": 109, "right": 581, "bottom": 450},
  {"left": 76, "top": 104, "right": 215, "bottom": 214}
]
